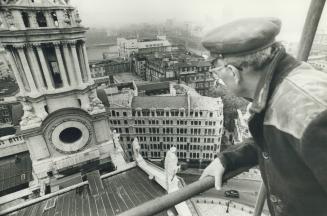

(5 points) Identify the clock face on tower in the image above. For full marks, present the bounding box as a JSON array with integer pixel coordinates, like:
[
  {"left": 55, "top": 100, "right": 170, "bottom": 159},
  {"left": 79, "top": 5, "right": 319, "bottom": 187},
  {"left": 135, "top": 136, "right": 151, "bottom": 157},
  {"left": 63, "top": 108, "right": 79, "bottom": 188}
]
[{"left": 44, "top": 115, "right": 93, "bottom": 154}]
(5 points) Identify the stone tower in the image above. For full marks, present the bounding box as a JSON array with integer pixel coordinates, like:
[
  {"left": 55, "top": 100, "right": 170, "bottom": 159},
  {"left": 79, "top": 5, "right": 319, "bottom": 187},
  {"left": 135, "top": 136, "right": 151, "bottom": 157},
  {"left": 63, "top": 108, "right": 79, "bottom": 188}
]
[{"left": 0, "top": 0, "right": 121, "bottom": 185}]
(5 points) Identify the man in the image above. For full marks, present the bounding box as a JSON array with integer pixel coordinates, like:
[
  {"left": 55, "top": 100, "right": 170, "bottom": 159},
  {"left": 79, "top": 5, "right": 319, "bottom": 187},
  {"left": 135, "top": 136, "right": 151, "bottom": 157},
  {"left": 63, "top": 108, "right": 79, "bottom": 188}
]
[{"left": 200, "top": 17, "right": 327, "bottom": 216}]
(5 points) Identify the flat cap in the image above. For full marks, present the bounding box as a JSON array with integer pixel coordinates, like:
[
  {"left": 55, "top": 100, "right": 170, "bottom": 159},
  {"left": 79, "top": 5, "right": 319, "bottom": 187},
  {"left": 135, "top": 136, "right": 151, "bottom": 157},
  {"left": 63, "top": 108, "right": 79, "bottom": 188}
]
[{"left": 202, "top": 17, "right": 281, "bottom": 58}]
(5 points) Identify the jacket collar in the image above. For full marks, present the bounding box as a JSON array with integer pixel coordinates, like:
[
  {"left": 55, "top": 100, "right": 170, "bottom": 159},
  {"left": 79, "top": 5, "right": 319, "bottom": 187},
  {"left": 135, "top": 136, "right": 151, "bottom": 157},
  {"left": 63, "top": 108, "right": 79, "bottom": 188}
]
[{"left": 250, "top": 47, "right": 301, "bottom": 114}]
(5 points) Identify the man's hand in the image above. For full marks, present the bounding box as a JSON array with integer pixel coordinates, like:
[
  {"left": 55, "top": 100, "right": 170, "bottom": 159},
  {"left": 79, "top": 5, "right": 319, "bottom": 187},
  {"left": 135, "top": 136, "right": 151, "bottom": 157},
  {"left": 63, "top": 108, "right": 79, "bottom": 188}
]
[{"left": 199, "top": 158, "right": 225, "bottom": 190}]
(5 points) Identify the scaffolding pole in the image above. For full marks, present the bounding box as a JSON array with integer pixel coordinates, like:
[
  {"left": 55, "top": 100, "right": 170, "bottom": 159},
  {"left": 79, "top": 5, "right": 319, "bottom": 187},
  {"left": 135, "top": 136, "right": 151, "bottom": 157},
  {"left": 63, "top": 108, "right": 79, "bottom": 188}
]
[{"left": 297, "top": 0, "right": 326, "bottom": 61}]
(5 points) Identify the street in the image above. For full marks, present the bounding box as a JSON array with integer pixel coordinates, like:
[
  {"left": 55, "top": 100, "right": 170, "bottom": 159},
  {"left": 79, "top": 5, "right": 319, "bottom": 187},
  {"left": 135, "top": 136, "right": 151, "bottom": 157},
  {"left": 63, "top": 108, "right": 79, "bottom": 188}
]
[
  {"left": 202, "top": 178, "right": 261, "bottom": 207},
  {"left": 178, "top": 172, "right": 269, "bottom": 213}
]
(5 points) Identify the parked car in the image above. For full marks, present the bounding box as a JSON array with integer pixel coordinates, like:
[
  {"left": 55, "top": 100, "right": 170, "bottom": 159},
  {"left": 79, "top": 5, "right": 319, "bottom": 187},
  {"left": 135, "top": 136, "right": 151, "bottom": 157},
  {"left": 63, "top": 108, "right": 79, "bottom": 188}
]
[{"left": 224, "top": 189, "right": 240, "bottom": 198}]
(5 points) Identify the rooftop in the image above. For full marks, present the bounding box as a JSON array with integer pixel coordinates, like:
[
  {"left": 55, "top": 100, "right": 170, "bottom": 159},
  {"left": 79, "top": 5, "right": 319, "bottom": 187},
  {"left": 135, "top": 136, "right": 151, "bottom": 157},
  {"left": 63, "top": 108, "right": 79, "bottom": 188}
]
[
  {"left": 132, "top": 96, "right": 188, "bottom": 109},
  {"left": 190, "top": 96, "right": 222, "bottom": 111},
  {"left": 113, "top": 72, "right": 146, "bottom": 84},
  {"left": 7, "top": 167, "right": 175, "bottom": 216},
  {"left": 137, "top": 82, "right": 170, "bottom": 92},
  {"left": 0, "top": 152, "right": 33, "bottom": 196},
  {"left": 0, "top": 79, "right": 19, "bottom": 98}
]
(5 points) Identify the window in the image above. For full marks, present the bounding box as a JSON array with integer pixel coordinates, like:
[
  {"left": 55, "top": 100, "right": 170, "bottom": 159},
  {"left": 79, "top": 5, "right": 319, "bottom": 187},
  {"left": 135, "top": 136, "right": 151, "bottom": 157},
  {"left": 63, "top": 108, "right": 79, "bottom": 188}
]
[
  {"left": 142, "top": 109, "right": 150, "bottom": 116},
  {"left": 51, "top": 11, "right": 59, "bottom": 26},
  {"left": 49, "top": 61, "right": 62, "bottom": 87},
  {"left": 21, "top": 12, "right": 30, "bottom": 27},
  {"left": 36, "top": 12, "right": 47, "bottom": 27},
  {"left": 156, "top": 109, "right": 164, "bottom": 116}
]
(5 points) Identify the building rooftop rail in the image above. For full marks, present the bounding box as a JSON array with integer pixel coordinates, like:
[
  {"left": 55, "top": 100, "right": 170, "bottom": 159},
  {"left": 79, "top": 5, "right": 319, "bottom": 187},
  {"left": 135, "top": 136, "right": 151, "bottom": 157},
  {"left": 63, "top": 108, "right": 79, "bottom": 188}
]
[{"left": 118, "top": 166, "right": 253, "bottom": 216}]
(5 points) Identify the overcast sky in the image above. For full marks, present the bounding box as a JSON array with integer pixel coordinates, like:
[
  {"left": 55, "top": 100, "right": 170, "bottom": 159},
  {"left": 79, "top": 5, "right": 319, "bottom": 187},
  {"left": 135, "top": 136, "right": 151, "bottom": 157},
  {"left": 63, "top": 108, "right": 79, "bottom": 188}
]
[{"left": 71, "top": 0, "right": 321, "bottom": 42}]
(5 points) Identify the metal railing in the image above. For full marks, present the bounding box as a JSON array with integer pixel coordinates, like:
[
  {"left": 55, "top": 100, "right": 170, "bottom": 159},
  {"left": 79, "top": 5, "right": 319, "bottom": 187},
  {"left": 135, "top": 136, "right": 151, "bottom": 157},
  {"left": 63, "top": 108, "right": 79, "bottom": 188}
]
[{"left": 118, "top": 166, "right": 252, "bottom": 216}]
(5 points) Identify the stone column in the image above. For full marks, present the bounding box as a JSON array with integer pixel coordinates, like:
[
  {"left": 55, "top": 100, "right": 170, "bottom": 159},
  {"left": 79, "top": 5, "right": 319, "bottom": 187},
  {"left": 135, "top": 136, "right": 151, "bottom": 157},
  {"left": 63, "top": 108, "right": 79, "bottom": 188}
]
[
  {"left": 53, "top": 42, "right": 69, "bottom": 87},
  {"left": 27, "top": 46, "right": 46, "bottom": 91},
  {"left": 10, "top": 10, "right": 22, "bottom": 30},
  {"left": 70, "top": 42, "right": 83, "bottom": 84},
  {"left": 17, "top": 47, "right": 37, "bottom": 93},
  {"left": 62, "top": 42, "right": 77, "bottom": 86},
  {"left": 6, "top": 51, "right": 26, "bottom": 94},
  {"left": 12, "top": 49, "right": 30, "bottom": 91},
  {"left": 28, "top": 12, "right": 38, "bottom": 28},
  {"left": 81, "top": 41, "right": 93, "bottom": 82},
  {"left": 36, "top": 45, "right": 55, "bottom": 91},
  {"left": 55, "top": 10, "right": 65, "bottom": 28},
  {"left": 77, "top": 43, "right": 87, "bottom": 82},
  {"left": 44, "top": 11, "right": 53, "bottom": 27}
]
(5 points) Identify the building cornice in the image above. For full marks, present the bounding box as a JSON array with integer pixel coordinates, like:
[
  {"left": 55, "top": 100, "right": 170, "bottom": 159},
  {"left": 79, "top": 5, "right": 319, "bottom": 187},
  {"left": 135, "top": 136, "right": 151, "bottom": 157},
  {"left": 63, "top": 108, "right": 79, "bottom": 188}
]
[
  {"left": 0, "top": 27, "right": 88, "bottom": 45},
  {"left": 0, "top": 5, "right": 75, "bottom": 10},
  {"left": 16, "top": 84, "right": 96, "bottom": 103}
]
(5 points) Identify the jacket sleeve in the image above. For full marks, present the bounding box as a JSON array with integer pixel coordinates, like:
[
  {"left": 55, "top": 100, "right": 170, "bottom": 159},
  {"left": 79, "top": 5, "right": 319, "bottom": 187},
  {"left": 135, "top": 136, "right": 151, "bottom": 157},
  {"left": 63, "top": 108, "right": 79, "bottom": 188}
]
[
  {"left": 300, "top": 110, "right": 327, "bottom": 194},
  {"left": 218, "top": 137, "right": 259, "bottom": 173}
]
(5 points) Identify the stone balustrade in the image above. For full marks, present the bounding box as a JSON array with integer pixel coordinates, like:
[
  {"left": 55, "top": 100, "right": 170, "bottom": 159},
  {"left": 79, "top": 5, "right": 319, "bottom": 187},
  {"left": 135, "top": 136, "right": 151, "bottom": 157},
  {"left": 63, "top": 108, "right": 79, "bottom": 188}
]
[
  {"left": 0, "top": 135, "right": 27, "bottom": 157},
  {"left": 0, "top": 135, "right": 24, "bottom": 146}
]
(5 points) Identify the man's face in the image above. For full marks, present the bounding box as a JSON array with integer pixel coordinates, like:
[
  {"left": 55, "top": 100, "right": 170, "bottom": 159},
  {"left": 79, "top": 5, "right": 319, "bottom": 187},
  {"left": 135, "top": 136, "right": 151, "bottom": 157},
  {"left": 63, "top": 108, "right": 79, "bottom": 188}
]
[{"left": 211, "top": 58, "right": 243, "bottom": 96}]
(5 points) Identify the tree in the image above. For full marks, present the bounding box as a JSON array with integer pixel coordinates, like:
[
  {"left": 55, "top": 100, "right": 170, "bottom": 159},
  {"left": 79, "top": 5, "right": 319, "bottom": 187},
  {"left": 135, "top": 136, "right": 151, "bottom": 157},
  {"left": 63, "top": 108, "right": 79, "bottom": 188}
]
[{"left": 208, "top": 84, "right": 248, "bottom": 132}]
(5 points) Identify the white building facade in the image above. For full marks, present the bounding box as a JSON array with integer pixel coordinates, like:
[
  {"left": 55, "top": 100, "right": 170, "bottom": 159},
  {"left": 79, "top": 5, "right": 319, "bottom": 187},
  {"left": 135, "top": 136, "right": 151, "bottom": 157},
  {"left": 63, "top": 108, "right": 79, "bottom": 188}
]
[{"left": 117, "top": 35, "right": 171, "bottom": 58}]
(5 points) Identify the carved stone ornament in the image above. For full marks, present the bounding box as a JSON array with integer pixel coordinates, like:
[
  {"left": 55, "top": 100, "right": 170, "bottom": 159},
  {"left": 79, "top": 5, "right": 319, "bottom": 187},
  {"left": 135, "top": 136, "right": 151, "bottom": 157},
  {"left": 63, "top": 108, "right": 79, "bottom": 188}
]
[
  {"left": 112, "top": 129, "right": 119, "bottom": 144},
  {"left": 112, "top": 130, "right": 123, "bottom": 152},
  {"left": 64, "top": 10, "right": 71, "bottom": 24},
  {"left": 75, "top": 10, "right": 81, "bottom": 24},
  {"left": 164, "top": 147, "right": 180, "bottom": 189},
  {"left": 87, "top": 89, "right": 105, "bottom": 114},
  {"left": 132, "top": 137, "right": 141, "bottom": 159},
  {"left": 0, "top": 0, "right": 17, "bottom": 5},
  {"left": 20, "top": 101, "right": 42, "bottom": 126},
  {"left": 5, "top": 10, "right": 15, "bottom": 30}
]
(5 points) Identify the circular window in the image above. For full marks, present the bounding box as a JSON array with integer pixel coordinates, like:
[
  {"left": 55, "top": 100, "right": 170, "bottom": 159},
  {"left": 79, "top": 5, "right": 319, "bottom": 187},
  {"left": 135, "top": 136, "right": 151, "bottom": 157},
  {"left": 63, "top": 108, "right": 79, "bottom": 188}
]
[
  {"left": 50, "top": 120, "right": 91, "bottom": 154},
  {"left": 59, "top": 127, "right": 82, "bottom": 144}
]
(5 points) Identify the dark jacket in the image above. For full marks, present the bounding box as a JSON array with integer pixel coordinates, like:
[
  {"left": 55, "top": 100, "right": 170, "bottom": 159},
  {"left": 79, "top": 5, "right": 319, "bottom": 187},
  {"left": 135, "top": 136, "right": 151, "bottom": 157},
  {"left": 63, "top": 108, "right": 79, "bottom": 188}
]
[{"left": 219, "top": 52, "right": 327, "bottom": 216}]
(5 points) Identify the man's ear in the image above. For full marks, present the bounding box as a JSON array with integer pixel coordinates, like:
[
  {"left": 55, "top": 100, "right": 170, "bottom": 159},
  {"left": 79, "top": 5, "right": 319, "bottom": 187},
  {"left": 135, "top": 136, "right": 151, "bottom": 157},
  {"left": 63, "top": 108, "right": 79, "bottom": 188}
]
[{"left": 227, "top": 65, "right": 241, "bottom": 84}]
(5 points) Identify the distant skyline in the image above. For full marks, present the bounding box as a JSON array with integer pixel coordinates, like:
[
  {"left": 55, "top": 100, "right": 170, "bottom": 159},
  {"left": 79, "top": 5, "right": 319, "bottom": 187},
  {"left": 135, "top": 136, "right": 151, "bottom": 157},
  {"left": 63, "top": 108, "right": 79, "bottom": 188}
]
[{"left": 71, "top": 0, "right": 325, "bottom": 42}]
